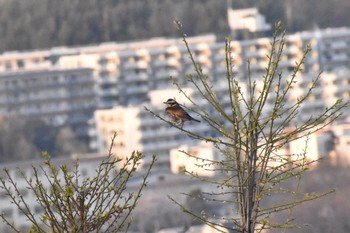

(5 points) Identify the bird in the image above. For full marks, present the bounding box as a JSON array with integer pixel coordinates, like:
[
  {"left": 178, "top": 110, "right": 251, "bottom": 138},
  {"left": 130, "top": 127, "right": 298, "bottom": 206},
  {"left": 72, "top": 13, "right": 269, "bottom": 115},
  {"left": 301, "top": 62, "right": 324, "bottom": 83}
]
[{"left": 163, "top": 98, "right": 200, "bottom": 127}]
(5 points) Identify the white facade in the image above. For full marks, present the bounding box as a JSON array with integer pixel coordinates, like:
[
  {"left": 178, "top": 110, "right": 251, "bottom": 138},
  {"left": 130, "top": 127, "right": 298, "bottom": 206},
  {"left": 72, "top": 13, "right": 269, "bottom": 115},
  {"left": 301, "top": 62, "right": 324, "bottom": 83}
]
[
  {"left": 170, "top": 143, "right": 216, "bottom": 177},
  {"left": 89, "top": 106, "right": 142, "bottom": 165},
  {"left": 289, "top": 132, "right": 320, "bottom": 163},
  {"left": 228, "top": 8, "right": 271, "bottom": 32},
  {"left": 89, "top": 88, "right": 211, "bottom": 169}
]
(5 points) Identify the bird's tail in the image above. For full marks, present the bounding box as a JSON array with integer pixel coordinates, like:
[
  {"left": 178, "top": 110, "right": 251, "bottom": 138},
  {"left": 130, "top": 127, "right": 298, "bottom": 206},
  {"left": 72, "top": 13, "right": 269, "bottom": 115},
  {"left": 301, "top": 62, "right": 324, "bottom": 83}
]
[{"left": 192, "top": 118, "right": 200, "bottom": 123}]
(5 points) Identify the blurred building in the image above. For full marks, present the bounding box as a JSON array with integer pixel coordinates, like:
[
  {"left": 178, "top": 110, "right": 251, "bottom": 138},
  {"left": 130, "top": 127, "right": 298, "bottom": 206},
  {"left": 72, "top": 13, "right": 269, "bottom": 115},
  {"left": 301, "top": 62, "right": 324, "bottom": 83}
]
[
  {"left": 0, "top": 27, "right": 350, "bottom": 161},
  {"left": 283, "top": 119, "right": 350, "bottom": 168},
  {"left": 228, "top": 8, "right": 271, "bottom": 33},
  {"left": 88, "top": 106, "right": 142, "bottom": 166},
  {"left": 0, "top": 35, "right": 216, "bottom": 141},
  {"left": 0, "top": 68, "right": 96, "bottom": 139},
  {"left": 170, "top": 143, "right": 216, "bottom": 177},
  {"left": 227, "top": 7, "right": 272, "bottom": 39},
  {"left": 88, "top": 88, "right": 212, "bottom": 170},
  {"left": 325, "top": 120, "right": 350, "bottom": 166}
]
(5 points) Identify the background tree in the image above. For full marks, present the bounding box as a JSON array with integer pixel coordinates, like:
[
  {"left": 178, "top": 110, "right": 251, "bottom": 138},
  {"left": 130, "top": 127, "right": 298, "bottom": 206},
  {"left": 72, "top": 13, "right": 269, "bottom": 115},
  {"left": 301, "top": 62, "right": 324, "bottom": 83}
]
[
  {"left": 185, "top": 189, "right": 209, "bottom": 226},
  {"left": 54, "top": 126, "right": 88, "bottom": 156},
  {"left": 147, "top": 21, "right": 347, "bottom": 232},
  {"left": 0, "top": 118, "right": 40, "bottom": 162},
  {"left": 0, "top": 118, "right": 89, "bottom": 163},
  {"left": 1, "top": 0, "right": 350, "bottom": 52},
  {"left": 0, "top": 133, "right": 156, "bottom": 232}
]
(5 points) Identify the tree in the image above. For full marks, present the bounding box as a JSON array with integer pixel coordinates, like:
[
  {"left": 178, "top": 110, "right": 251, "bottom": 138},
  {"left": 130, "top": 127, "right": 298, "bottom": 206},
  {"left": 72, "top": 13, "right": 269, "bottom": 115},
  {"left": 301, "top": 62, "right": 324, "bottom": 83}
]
[
  {"left": 147, "top": 21, "right": 347, "bottom": 232},
  {"left": 0, "top": 118, "right": 40, "bottom": 163},
  {"left": 54, "top": 126, "right": 88, "bottom": 156},
  {"left": 23, "top": 119, "right": 57, "bottom": 155},
  {"left": 0, "top": 133, "right": 156, "bottom": 232},
  {"left": 0, "top": 118, "right": 91, "bottom": 162}
]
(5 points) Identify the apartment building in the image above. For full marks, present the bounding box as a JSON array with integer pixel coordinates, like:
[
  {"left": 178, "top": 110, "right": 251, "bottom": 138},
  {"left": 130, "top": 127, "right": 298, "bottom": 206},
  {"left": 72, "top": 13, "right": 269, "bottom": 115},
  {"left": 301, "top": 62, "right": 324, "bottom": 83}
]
[
  {"left": 88, "top": 106, "right": 142, "bottom": 167},
  {"left": 0, "top": 68, "right": 97, "bottom": 139},
  {"left": 0, "top": 35, "right": 217, "bottom": 142},
  {"left": 169, "top": 142, "right": 216, "bottom": 177},
  {"left": 89, "top": 88, "right": 212, "bottom": 169},
  {"left": 0, "top": 27, "right": 350, "bottom": 151},
  {"left": 316, "top": 28, "right": 350, "bottom": 71},
  {"left": 86, "top": 30, "right": 350, "bottom": 169}
]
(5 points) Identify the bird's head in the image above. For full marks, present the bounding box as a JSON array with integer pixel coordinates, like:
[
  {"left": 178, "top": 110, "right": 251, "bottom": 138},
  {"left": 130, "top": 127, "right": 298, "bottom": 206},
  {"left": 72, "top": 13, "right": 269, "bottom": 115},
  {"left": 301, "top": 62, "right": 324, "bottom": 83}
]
[{"left": 163, "top": 98, "right": 178, "bottom": 107}]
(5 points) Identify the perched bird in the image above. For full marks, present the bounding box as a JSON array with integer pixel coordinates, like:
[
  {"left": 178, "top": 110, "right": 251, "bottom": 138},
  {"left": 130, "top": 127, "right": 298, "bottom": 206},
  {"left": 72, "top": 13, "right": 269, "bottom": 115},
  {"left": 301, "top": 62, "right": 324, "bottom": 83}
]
[{"left": 163, "top": 98, "right": 200, "bottom": 127}]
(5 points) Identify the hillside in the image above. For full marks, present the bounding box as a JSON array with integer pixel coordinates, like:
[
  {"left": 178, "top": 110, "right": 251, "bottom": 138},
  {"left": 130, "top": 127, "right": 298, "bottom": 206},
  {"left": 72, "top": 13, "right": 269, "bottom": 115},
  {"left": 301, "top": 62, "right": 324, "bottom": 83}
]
[{"left": 0, "top": 0, "right": 350, "bottom": 52}]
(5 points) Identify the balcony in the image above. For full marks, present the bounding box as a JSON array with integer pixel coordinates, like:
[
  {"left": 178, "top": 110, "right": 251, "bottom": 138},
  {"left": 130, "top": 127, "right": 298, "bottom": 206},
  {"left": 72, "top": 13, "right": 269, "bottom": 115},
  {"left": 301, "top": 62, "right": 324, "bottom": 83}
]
[
  {"left": 88, "top": 127, "right": 97, "bottom": 137},
  {"left": 196, "top": 54, "right": 211, "bottom": 65},
  {"left": 329, "top": 41, "right": 348, "bottom": 50},
  {"left": 140, "top": 115, "right": 164, "bottom": 127},
  {"left": 99, "top": 63, "right": 117, "bottom": 72},
  {"left": 146, "top": 127, "right": 179, "bottom": 139},
  {"left": 278, "top": 59, "right": 296, "bottom": 69},
  {"left": 142, "top": 140, "right": 180, "bottom": 153},
  {"left": 123, "top": 60, "right": 149, "bottom": 70},
  {"left": 124, "top": 73, "right": 148, "bottom": 82},
  {"left": 284, "top": 45, "right": 301, "bottom": 55},
  {"left": 249, "top": 61, "right": 269, "bottom": 71},
  {"left": 213, "top": 53, "right": 225, "bottom": 63},
  {"left": 154, "top": 69, "right": 179, "bottom": 80},
  {"left": 153, "top": 57, "right": 180, "bottom": 68},
  {"left": 335, "top": 85, "right": 350, "bottom": 95},
  {"left": 124, "top": 85, "right": 149, "bottom": 95},
  {"left": 98, "top": 100, "right": 118, "bottom": 109},
  {"left": 98, "top": 76, "right": 118, "bottom": 84},
  {"left": 97, "top": 88, "right": 119, "bottom": 97},
  {"left": 330, "top": 53, "right": 348, "bottom": 63},
  {"left": 246, "top": 48, "right": 269, "bottom": 58},
  {"left": 89, "top": 141, "right": 99, "bottom": 150}
]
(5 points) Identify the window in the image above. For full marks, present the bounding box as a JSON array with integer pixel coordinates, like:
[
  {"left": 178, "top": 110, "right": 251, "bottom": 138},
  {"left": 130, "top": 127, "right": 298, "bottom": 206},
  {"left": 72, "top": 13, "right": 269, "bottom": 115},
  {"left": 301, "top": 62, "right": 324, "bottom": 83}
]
[
  {"left": 5, "top": 62, "right": 12, "bottom": 70},
  {"left": 17, "top": 60, "right": 24, "bottom": 68}
]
